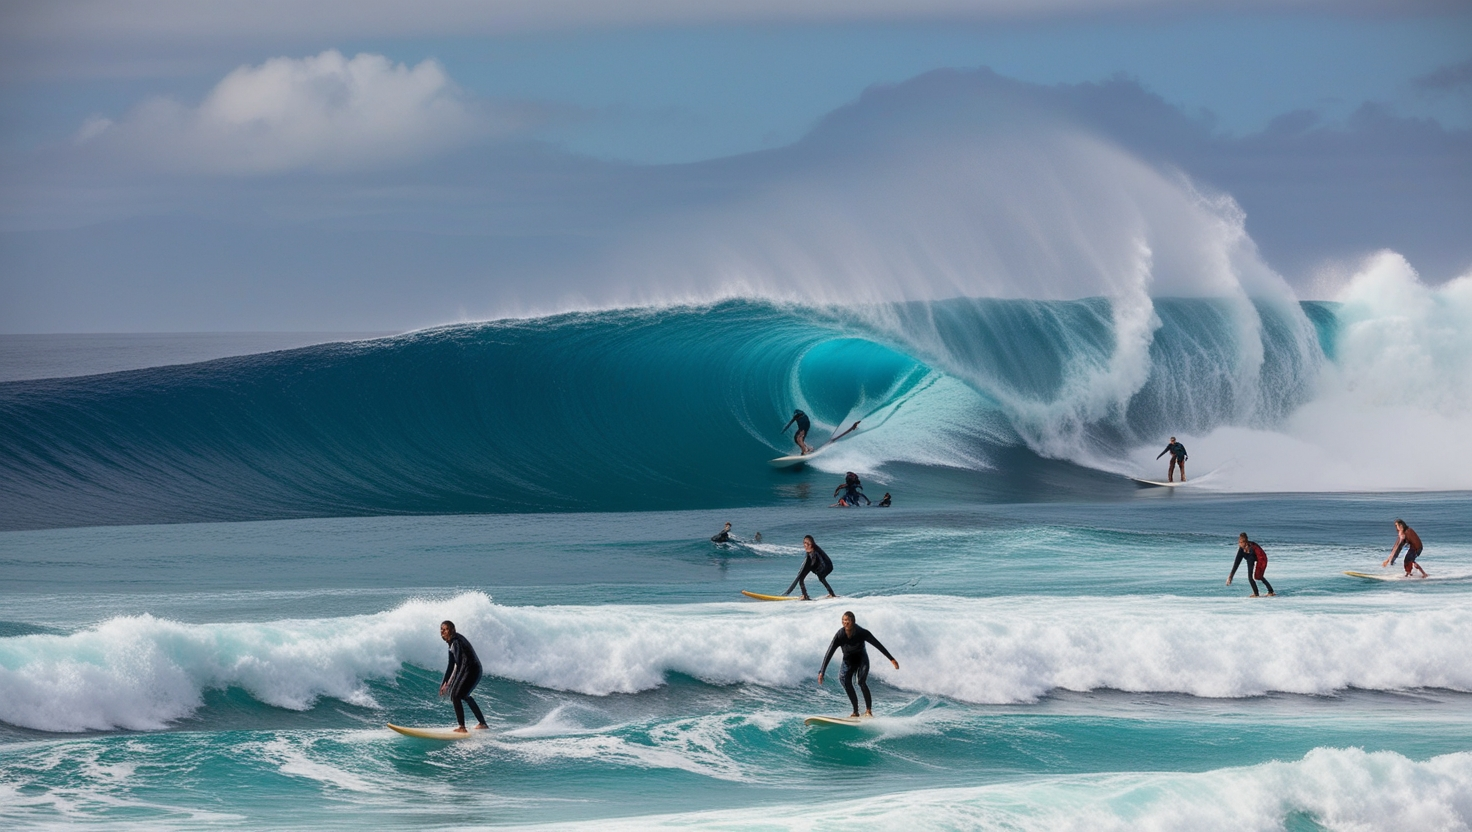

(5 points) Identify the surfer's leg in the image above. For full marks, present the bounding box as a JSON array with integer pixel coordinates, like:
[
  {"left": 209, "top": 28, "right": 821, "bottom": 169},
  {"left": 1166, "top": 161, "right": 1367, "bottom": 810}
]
[
  {"left": 840, "top": 663, "right": 860, "bottom": 716},
  {"left": 1245, "top": 573, "right": 1259, "bottom": 596},
  {"left": 1259, "top": 576, "right": 1274, "bottom": 595},
  {"left": 816, "top": 571, "right": 836, "bottom": 597},
  {"left": 855, "top": 662, "right": 872, "bottom": 714},
  {"left": 785, "top": 567, "right": 811, "bottom": 598},
  {"left": 463, "top": 695, "right": 487, "bottom": 727},
  {"left": 452, "top": 697, "right": 467, "bottom": 728}
]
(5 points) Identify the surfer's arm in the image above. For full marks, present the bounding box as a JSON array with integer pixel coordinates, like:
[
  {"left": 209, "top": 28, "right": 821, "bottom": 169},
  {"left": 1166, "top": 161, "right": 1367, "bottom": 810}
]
[
  {"left": 782, "top": 416, "right": 796, "bottom": 432},
  {"left": 865, "top": 632, "right": 897, "bottom": 666},
  {"left": 818, "top": 633, "right": 841, "bottom": 682},
  {"left": 1384, "top": 537, "right": 1406, "bottom": 567},
  {"left": 1156, "top": 448, "right": 1167, "bottom": 459}
]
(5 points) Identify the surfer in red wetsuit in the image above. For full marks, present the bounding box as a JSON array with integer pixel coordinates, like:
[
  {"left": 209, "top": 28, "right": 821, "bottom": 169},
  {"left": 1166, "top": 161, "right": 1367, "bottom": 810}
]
[
  {"left": 1383, "top": 519, "right": 1428, "bottom": 577},
  {"left": 1227, "top": 533, "right": 1275, "bottom": 597}
]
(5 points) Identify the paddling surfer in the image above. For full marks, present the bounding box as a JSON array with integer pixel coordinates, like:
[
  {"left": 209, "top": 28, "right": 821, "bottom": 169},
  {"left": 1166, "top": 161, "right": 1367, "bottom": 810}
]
[
  {"left": 784, "top": 410, "right": 814, "bottom": 455},
  {"left": 1384, "top": 519, "right": 1428, "bottom": 577},
  {"left": 1227, "top": 533, "right": 1275, "bottom": 597},
  {"left": 818, "top": 611, "right": 899, "bottom": 718},
  {"left": 1156, "top": 437, "right": 1188, "bottom": 482},
  {"left": 711, "top": 522, "right": 733, "bottom": 544},
  {"left": 438, "top": 621, "right": 488, "bottom": 732},
  {"left": 785, "top": 535, "right": 837, "bottom": 599}
]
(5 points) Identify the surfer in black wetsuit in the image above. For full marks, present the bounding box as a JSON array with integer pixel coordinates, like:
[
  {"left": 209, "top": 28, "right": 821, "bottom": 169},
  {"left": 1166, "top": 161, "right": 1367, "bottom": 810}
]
[
  {"left": 831, "top": 472, "right": 870, "bottom": 507},
  {"left": 1227, "top": 533, "right": 1275, "bottom": 597},
  {"left": 711, "top": 522, "right": 733, "bottom": 544},
  {"left": 1156, "top": 437, "right": 1188, "bottom": 482},
  {"left": 438, "top": 621, "right": 488, "bottom": 732},
  {"left": 783, "top": 410, "right": 814, "bottom": 455},
  {"left": 877, "top": 493, "right": 891, "bottom": 507},
  {"left": 818, "top": 611, "right": 899, "bottom": 718},
  {"left": 785, "top": 535, "right": 837, "bottom": 599}
]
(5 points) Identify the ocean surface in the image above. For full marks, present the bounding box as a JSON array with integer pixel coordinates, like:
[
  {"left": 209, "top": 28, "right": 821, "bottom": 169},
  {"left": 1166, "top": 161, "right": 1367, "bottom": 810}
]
[{"left": 3, "top": 286, "right": 1471, "bottom": 830}]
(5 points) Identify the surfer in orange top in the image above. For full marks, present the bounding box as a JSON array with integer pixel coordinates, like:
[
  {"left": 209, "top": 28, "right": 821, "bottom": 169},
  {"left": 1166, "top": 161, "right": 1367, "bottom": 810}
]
[{"left": 1383, "top": 519, "right": 1428, "bottom": 577}]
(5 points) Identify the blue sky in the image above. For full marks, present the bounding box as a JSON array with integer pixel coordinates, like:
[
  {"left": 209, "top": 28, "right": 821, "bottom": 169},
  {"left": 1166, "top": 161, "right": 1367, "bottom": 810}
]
[{"left": 1, "top": 2, "right": 1469, "bottom": 331}]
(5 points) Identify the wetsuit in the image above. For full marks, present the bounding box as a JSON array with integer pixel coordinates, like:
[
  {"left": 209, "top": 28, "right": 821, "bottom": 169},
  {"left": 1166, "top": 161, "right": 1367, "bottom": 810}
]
[
  {"left": 820, "top": 625, "right": 896, "bottom": 715},
  {"left": 1229, "top": 541, "right": 1273, "bottom": 595},
  {"left": 834, "top": 474, "right": 871, "bottom": 506},
  {"left": 1157, "top": 442, "right": 1188, "bottom": 480},
  {"left": 785, "top": 543, "right": 835, "bottom": 598},
  {"left": 1391, "top": 526, "right": 1424, "bottom": 572},
  {"left": 442, "top": 633, "right": 486, "bottom": 728},
  {"left": 711, "top": 528, "right": 731, "bottom": 543},
  {"left": 877, "top": 495, "right": 891, "bottom": 507},
  {"left": 785, "top": 411, "right": 812, "bottom": 453}
]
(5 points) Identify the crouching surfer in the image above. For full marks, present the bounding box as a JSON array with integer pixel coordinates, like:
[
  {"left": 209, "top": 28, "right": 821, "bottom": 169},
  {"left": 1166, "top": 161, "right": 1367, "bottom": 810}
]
[
  {"left": 1383, "top": 519, "right": 1428, "bottom": 578},
  {"left": 832, "top": 472, "right": 870, "bottom": 507},
  {"left": 1156, "top": 437, "right": 1188, "bottom": 482},
  {"left": 786, "top": 535, "right": 837, "bottom": 600},
  {"left": 784, "top": 410, "right": 814, "bottom": 455},
  {"left": 1227, "top": 533, "right": 1275, "bottom": 597},
  {"left": 439, "top": 621, "right": 488, "bottom": 732},
  {"left": 818, "top": 611, "right": 899, "bottom": 718}
]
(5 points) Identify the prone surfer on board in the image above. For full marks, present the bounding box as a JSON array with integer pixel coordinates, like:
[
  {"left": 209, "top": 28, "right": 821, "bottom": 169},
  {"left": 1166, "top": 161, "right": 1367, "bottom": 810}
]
[
  {"left": 1383, "top": 519, "right": 1428, "bottom": 577},
  {"left": 438, "top": 621, "right": 488, "bottom": 732},
  {"left": 1156, "top": 437, "right": 1188, "bottom": 482},
  {"left": 1227, "top": 533, "right": 1275, "bottom": 597},
  {"left": 818, "top": 611, "right": 899, "bottom": 718},
  {"left": 783, "top": 410, "right": 814, "bottom": 455},
  {"left": 786, "top": 535, "right": 837, "bottom": 599}
]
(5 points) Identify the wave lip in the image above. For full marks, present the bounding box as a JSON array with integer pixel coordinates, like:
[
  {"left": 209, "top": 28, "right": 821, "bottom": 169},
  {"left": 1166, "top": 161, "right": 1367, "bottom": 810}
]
[{"left": 5, "top": 593, "right": 1471, "bottom": 733}]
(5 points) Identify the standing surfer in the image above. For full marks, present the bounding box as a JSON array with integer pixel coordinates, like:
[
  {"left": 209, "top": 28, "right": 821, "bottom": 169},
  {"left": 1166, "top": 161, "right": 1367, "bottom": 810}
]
[
  {"left": 1383, "top": 519, "right": 1428, "bottom": 577},
  {"left": 818, "top": 611, "right": 899, "bottom": 718},
  {"left": 1156, "top": 437, "right": 1188, "bottom": 482},
  {"left": 784, "top": 410, "right": 814, "bottom": 455},
  {"left": 786, "top": 535, "right": 837, "bottom": 599},
  {"left": 438, "top": 621, "right": 489, "bottom": 732},
  {"left": 1227, "top": 533, "right": 1275, "bottom": 597}
]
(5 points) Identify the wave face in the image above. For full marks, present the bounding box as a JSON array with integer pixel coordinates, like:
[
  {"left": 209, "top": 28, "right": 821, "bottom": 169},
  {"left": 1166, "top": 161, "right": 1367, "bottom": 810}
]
[
  {"left": 1, "top": 293, "right": 1336, "bottom": 529},
  {"left": 6, "top": 591, "right": 1472, "bottom": 733}
]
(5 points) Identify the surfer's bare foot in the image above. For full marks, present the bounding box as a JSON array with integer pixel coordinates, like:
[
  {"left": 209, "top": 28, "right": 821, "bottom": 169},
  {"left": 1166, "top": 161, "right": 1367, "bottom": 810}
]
[
  {"left": 452, "top": 726, "right": 468, "bottom": 733},
  {"left": 826, "top": 593, "right": 837, "bottom": 598},
  {"left": 1250, "top": 593, "right": 1260, "bottom": 597},
  {"left": 864, "top": 710, "right": 873, "bottom": 718},
  {"left": 474, "top": 723, "right": 489, "bottom": 730},
  {"left": 801, "top": 596, "right": 812, "bottom": 601},
  {"left": 1267, "top": 592, "right": 1276, "bottom": 597},
  {"left": 849, "top": 712, "right": 860, "bottom": 718}
]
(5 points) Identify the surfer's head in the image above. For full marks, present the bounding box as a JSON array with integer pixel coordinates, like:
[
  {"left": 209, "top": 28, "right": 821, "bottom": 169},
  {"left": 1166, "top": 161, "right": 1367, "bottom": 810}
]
[
  {"left": 803, "top": 535, "right": 815, "bottom": 552},
  {"left": 440, "top": 620, "right": 456, "bottom": 642},
  {"left": 841, "top": 611, "right": 856, "bottom": 634},
  {"left": 1395, "top": 519, "right": 1406, "bottom": 530},
  {"left": 1239, "top": 533, "right": 1248, "bottom": 543}
]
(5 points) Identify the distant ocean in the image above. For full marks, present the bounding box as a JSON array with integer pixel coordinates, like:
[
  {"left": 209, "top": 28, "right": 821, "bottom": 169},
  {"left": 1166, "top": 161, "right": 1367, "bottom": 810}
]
[{"left": 3, "top": 291, "right": 1470, "bottom": 830}]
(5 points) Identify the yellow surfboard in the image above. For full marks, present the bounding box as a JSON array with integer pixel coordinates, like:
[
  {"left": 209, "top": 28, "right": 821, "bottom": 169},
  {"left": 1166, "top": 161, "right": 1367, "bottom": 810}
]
[
  {"left": 741, "top": 590, "right": 803, "bottom": 601},
  {"left": 387, "top": 723, "right": 480, "bottom": 741}
]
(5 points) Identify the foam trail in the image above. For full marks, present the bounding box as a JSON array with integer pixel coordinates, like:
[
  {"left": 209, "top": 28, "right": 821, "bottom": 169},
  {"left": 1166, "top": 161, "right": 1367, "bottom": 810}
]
[
  {"left": 525, "top": 748, "right": 1472, "bottom": 832},
  {"left": 5, "top": 593, "right": 1471, "bottom": 732}
]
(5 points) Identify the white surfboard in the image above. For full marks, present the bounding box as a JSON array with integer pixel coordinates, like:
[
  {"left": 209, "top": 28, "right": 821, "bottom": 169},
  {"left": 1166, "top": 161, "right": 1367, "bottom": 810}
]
[
  {"left": 804, "top": 715, "right": 868, "bottom": 728},
  {"left": 387, "top": 723, "right": 482, "bottom": 741},
  {"left": 769, "top": 446, "right": 829, "bottom": 469},
  {"left": 1130, "top": 477, "right": 1187, "bottom": 488},
  {"left": 1343, "top": 570, "right": 1426, "bottom": 582}
]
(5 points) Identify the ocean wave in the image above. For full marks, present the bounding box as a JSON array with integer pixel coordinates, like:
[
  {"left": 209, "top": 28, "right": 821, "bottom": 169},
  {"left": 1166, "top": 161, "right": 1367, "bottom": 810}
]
[
  {"left": 525, "top": 747, "right": 1472, "bottom": 832},
  {"left": 5, "top": 592, "right": 1471, "bottom": 733}
]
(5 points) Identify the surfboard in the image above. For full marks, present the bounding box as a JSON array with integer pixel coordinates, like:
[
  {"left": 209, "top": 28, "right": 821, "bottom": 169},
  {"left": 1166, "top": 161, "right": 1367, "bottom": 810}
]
[
  {"left": 769, "top": 446, "right": 828, "bottom": 469},
  {"left": 741, "top": 590, "right": 803, "bottom": 601},
  {"left": 387, "top": 723, "right": 480, "bottom": 740},
  {"left": 804, "top": 715, "right": 867, "bottom": 728},
  {"left": 1343, "top": 570, "right": 1423, "bottom": 581},
  {"left": 1130, "top": 477, "right": 1186, "bottom": 488}
]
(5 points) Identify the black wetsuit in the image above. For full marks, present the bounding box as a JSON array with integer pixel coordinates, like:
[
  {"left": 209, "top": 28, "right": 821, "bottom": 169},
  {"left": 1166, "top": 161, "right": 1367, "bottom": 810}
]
[
  {"left": 877, "top": 495, "right": 891, "bottom": 507},
  {"left": 785, "top": 544, "right": 835, "bottom": 598},
  {"left": 442, "top": 633, "right": 486, "bottom": 728},
  {"left": 792, "top": 411, "right": 811, "bottom": 434},
  {"left": 835, "top": 474, "right": 870, "bottom": 506},
  {"left": 1158, "top": 442, "right": 1187, "bottom": 461},
  {"left": 1229, "top": 541, "right": 1273, "bottom": 596},
  {"left": 711, "top": 528, "right": 731, "bottom": 543},
  {"left": 820, "top": 625, "right": 896, "bottom": 714}
]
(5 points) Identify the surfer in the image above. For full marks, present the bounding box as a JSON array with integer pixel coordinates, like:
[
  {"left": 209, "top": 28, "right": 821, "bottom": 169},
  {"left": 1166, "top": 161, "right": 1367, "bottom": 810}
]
[
  {"left": 1226, "top": 533, "right": 1275, "bottom": 597},
  {"left": 1156, "top": 437, "right": 1188, "bottom": 482},
  {"left": 785, "top": 535, "right": 837, "bottom": 599},
  {"left": 877, "top": 493, "right": 891, "bottom": 507},
  {"left": 818, "top": 611, "right": 899, "bottom": 718},
  {"left": 832, "top": 472, "right": 870, "bottom": 507},
  {"left": 784, "top": 410, "right": 814, "bottom": 455},
  {"left": 711, "top": 522, "right": 733, "bottom": 544},
  {"left": 1383, "top": 519, "right": 1428, "bottom": 577},
  {"left": 438, "top": 621, "right": 488, "bottom": 732}
]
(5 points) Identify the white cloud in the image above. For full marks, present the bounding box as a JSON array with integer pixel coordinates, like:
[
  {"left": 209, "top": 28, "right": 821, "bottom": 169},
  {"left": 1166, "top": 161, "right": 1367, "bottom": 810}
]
[{"left": 75, "top": 50, "right": 511, "bottom": 174}]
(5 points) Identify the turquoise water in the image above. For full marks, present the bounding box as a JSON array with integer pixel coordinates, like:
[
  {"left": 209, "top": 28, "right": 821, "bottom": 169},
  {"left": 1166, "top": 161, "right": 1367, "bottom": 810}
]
[{"left": 3, "top": 295, "right": 1472, "bottom": 829}]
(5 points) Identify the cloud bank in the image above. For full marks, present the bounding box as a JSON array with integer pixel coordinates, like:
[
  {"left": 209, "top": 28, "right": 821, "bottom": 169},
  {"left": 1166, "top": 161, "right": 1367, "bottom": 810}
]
[{"left": 73, "top": 51, "right": 515, "bottom": 174}]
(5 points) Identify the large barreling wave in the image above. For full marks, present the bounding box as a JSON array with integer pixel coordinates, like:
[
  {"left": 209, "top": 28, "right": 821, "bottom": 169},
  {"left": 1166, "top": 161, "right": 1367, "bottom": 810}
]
[{"left": 3, "top": 270, "right": 1465, "bottom": 531}]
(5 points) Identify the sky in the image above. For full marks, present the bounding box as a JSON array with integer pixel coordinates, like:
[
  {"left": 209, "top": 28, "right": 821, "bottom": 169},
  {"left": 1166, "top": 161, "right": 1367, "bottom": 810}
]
[{"left": 1, "top": 1, "right": 1469, "bottom": 332}]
